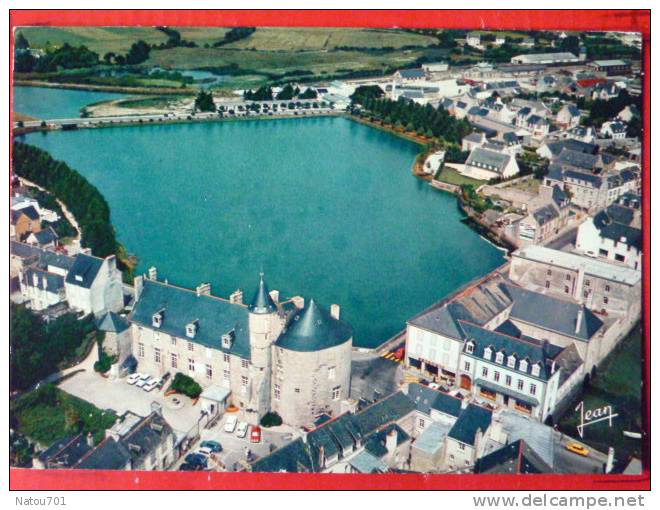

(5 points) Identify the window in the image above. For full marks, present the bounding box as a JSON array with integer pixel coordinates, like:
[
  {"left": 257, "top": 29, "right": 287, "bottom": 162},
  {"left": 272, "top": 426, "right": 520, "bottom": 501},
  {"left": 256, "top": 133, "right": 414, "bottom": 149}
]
[
  {"left": 484, "top": 347, "right": 492, "bottom": 360},
  {"left": 531, "top": 364, "right": 541, "bottom": 377},
  {"left": 154, "top": 348, "right": 161, "bottom": 363},
  {"left": 331, "top": 386, "right": 341, "bottom": 401},
  {"left": 274, "top": 384, "right": 281, "bottom": 401},
  {"left": 223, "top": 369, "right": 230, "bottom": 382},
  {"left": 328, "top": 366, "right": 336, "bottom": 380},
  {"left": 171, "top": 353, "right": 178, "bottom": 369},
  {"left": 466, "top": 341, "right": 475, "bottom": 354},
  {"left": 495, "top": 352, "right": 504, "bottom": 364},
  {"left": 223, "top": 353, "right": 230, "bottom": 363},
  {"left": 138, "top": 342, "right": 144, "bottom": 358},
  {"left": 517, "top": 379, "right": 524, "bottom": 391},
  {"left": 599, "top": 249, "right": 609, "bottom": 257},
  {"left": 585, "top": 279, "right": 590, "bottom": 287},
  {"left": 530, "top": 384, "right": 537, "bottom": 396},
  {"left": 294, "top": 388, "right": 300, "bottom": 393},
  {"left": 187, "top": 342, "right": 194, "bottom": 352},
  {"left": 564, "top": 285, "right": 570, "bottom": 294},
  {"left": 458, "top": 443, "right": 466, "bottom": 451},
  {"left": 241, "top": 358, "right": 249, "bottom": 369},
  {"left": 603, "top": 296, "right": 609, "bottom": 304},
  {"left": 505, "top": 375, "right": 512, "bottom": 386},
  {"left": 206, "top": 364, "right": 213, "bottom": 379},
  {"left": 482, "top": 367, "right": 488, "bottom": 377},
  {"left": 615, "top": 254, "right": 625, "bottom": 262},
  {"left": 494, "top": 371, "right": 500, "bottom": 383},
  {"left": 188, "top": 358, "right": 195, "bottom": 372},
  {"left": 605, "top": 285, "right": 611, "bottom": 292},
  {"left": 546, "top": 269, "right": 552, "bottom": 276},
  {"left": 171, "top": 337, "right": 176, "bottom": 346},
  {"left": 565, "top": 274, "right": 571, "bottom": 281},
  {"left": 519, "top": 360, "right": 528, "bottom": 372},
  {"left": 545, "top": 281, "right": 550, "bottom": 289},
  {"left": 241, "top": 376, "right": 249, "bottom": 395},
  {"left": 419, "top": 418, "right": 425, "bottom": 428},
  {"left": 507, "top": 355, "right": 516, "bottom": 368},
  {"left": 583, "top": 290, "right": 589, "bottom": 298},
  {"left": 463, "top": 361, "right": 471, "bottom": 372}
]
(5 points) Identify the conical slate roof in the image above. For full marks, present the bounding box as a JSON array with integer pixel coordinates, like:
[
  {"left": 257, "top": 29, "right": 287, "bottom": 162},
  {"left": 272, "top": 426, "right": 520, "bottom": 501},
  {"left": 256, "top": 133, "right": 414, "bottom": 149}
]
[
  {"left": 248, "top": 274, "right": 277, "bottom": 314},
  {"left": 275, "top": 299, "right": 352, "bottom": 352}
]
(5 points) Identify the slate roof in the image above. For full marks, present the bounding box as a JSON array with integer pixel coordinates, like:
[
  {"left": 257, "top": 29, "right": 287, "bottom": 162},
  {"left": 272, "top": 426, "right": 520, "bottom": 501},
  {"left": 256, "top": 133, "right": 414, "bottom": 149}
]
[
  {"left": 131, "top": 279, "right": 251, "bottom": 359},
  {"left": 553, "top": 343, "right": 584, "bottom": 386},
  {"left": 24, "top": 266, "right": 65, "bottom": 292},
  {"left": 407, "top": 383, "right": 462, "bottom": 418},
  {"left": 97, "top": 311, "right": 130, "bottom": 333},
  {"left": 275, "top": 299, "right": 352, "bottom": 352},
  {"left": 532, "top": 204, "right": 559, "bottom": 226},
  {"left": 38, "top": 434, "right": 93, "bottom": 468},
  {"left": 76, "top": 437, "right": 131, "bottom": 470},
  {"left": 397, "top": 69, "right": 426, "bottom": 79},
  {"left": 593, "top": 210, "right": 642, "bottom": 251},
  {"left": 555, "top": 148, "right": 600, "bottom": 171},
  {"left": 248, "top": 274, "right": 277, "bottom": 314},
  {"left": 10, "top": 241, "right": 75, "bottom": 271},
  {"left": 447, "top": 403, "right": 492, "bottom": 446},
  {"left": 412, "top": 420, "right": 453, "bottom": 454},
  {"left": 363, "top": 423, "right": 410, "bottom": 458},
  {"left": 476, "top": 378, "right": 540, "bottom": 407},
  {"left": 506, "top": 285, "right": 604, "bottom": 342},
  {"left": 348, "top": 450, "right": 389, "bottom": 473},
  {"left": 466, "top": 147, "right": 512, "bottom": 174},
  {"left": 18, "top": 205, "right": 40, "bottom": 221},
  {"left": 460, "top": 321, "right": 561, "bottom": 381},
  {"left": 121, "top": 412, "right": 174, "bottom": 467},
  {"left": 563, "top": 169, "right": 602, "bottom": 187},
  {"left": 475, "top": 439, "right": 551, "bottom": 473},
  {"left": 65, "top": 254, "right": 104, "bottom": 289},
  {"left": 30, "top": 227, "right": 58, "bottom": 245},
  {"left": 464, "top": 132, "right": 486, "bottom": 143},
  {"left": 552, "top": 185, "right": 569, "bottom": 207},
  {"left": 350, "top": 391, "right": 416, "bottom": 437},
  {"left": 543, "top": 139, "right": 598, "bottom": 157}
]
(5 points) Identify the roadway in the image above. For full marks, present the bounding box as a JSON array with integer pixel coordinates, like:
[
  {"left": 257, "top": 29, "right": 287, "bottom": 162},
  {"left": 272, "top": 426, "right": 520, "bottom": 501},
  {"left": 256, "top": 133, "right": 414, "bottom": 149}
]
[{"left": 552, "top": 431, "right": 609, "bottom": 474}]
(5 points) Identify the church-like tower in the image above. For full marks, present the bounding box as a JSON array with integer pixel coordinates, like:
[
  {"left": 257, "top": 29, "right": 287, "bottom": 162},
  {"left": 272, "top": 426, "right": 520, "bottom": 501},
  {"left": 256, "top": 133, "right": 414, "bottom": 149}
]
[{"left": 246, "top": 273, "right": 281, "bottom": 424}]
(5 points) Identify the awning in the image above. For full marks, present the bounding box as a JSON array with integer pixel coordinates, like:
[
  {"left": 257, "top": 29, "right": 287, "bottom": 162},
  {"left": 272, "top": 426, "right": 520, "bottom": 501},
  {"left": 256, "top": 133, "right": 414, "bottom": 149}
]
[{"left": 475, "top": 378, "right": 540, "bottom": 407}]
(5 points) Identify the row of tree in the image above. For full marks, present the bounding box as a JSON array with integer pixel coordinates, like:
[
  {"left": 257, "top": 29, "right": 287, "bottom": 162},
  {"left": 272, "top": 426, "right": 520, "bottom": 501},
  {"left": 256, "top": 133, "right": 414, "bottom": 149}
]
[
  {"left": 243, "top": 85, "right": 318, "bottom": 101},
  {"left": 350, "top": 85, "right": 472, "bottom": 144},
  {"left": 13, "top": 142, "right": 119, "bottom": 258}
]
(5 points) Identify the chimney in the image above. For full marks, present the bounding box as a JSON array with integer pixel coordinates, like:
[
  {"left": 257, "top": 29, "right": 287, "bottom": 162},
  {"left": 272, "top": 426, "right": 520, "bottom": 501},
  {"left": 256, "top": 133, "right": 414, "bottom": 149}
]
[
  {"left": 292, "top": 296, "right": 305, "bottom": 309},
  {"left": 330, "top": 304, "right": 341, "bottom": 320},
  {"left": 134, "top": 275, "right": 144, "bottom": 301},
  {"left": 269, "top": 289, "right": 280, "bottom": 303},
  {"left": 605, "top": 447, "right": 615, "bottom": 474},
  {"left": 230, "top": 289, "right": 244, "bottom": 304},
  {"left": 318, "top": 445, "right": 326, "bottom": 468},
  {"left": 575, "top": 307, "right": 584, "bottom": 334},
  {"left": 106, "top": 254, "right": 117, "bottom": 273},
  {"left": 196, "top": 282, "right": 211, "bottom": 296},
  {"left": 148, "top": 266, "right": 158, "bottom": 280},
  {"left": 86, "top": 432, "right": 94, "bottom": 448},
  {"left": 385, "top": 428, "right": 398, "bottom": 460}
]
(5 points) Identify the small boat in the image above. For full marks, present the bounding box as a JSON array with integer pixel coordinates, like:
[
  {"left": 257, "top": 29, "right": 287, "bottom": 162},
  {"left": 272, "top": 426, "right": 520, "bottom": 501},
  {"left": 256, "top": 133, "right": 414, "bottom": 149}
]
[{"left": 623, "top": 431, "right": 642, "bottom": 439}]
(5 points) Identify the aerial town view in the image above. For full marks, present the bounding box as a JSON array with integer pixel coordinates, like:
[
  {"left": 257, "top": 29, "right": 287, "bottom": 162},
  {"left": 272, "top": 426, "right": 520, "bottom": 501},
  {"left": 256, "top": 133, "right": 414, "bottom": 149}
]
[{"left": 10, "top": 25, "right": 644, "bottom": 478}]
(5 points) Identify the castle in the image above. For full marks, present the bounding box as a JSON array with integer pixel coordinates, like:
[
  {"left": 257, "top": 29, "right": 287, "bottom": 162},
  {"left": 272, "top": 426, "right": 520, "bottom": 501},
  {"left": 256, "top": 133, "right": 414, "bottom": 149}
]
[{"left": 128, "top": 271, "right": 353, "bottom": 428}]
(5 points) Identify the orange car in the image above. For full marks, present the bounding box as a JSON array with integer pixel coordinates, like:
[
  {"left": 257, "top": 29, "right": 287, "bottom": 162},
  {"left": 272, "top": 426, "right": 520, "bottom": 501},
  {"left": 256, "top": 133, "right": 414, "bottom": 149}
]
[{"left": 566, "top": 442, "right": 590, "bottom": 456}]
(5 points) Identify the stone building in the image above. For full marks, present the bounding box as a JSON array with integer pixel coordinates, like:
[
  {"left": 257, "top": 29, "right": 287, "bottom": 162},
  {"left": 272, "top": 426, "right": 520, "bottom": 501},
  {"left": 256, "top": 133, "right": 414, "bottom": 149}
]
[
  {"left": 129, "top": 272, "right": 352, "bottom": 427},
  {"left": 64, "top": 253, "right": 124, "bottom": 316},
  {"left": 272, "top": 299, "right": 353, "bottom": 427}
]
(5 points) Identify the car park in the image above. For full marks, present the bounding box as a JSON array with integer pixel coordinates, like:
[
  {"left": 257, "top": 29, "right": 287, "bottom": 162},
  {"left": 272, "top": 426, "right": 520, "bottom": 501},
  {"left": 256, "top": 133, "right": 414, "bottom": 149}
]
[
  {"left": 236, "top": 421, "right": 248, "bottom": 438},
  {"left": 224, "top": 415, "right": 238, "bottom": 433},
  {"left": 200, "top": 440, "right": 223, "bottom": 453}
]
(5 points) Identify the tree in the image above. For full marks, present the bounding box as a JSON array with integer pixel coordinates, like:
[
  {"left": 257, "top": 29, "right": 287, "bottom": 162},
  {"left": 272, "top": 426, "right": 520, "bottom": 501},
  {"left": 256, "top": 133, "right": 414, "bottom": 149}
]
[
  {"left": 298, "top": 87, "right": 318, "bottom": 99},
  {"left": 194, "top": 90, "right": 216, "bottom": 112},
  {"left": 276, "top": 84, "right": 296, "bottom": 100},
  {"left": 103, "top": 52, "right": 116, "bottom": 64},
  {"left": 125, "top": 40, "right": 151, "bottom": 65},
  {"left": 15, "top": 32, "right": 30, "bottom": 50}
]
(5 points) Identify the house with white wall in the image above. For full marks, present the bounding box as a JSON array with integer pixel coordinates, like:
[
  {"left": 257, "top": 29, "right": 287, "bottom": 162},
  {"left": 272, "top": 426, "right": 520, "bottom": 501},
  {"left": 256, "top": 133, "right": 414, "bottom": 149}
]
[{"left": 65, "top": 253, "right": 124, "bottom": 316}]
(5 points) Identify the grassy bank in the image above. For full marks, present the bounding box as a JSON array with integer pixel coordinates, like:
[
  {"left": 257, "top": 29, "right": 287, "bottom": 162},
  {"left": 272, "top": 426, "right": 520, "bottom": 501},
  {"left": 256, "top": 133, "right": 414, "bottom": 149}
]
[{"left": 557, "top": 322, "right": 643, "bottom": 463}]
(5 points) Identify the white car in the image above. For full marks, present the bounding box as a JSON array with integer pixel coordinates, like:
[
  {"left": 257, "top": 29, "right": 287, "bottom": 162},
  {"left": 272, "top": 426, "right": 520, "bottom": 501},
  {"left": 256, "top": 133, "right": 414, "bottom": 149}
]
[
  {"left": 236, "top": 422, "right": 248, "bottom": 438},
  {"left": 126, "top": 373, "right": 141, "bottom": 385},
  {"left": 143, "top": 378, "right": 159, "bottom": 392},
  {"left": 135, "top": 374, "right": 151, "bottom": 388},
  {"left": 224, "top": 415, "right": 238, "bottom": 433},
  {"left": 196, "top": 447, "right": 213, "bottom": 457}
]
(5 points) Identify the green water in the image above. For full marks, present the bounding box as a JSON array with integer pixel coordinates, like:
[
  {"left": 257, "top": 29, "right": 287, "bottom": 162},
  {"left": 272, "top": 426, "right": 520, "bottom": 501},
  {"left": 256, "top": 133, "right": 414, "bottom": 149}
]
[
  {"left": 24, "top": 116, "right": 505, "bottom": 347},
  {"left": 13, "top": 86, "right": 128, "bottom": 120}
]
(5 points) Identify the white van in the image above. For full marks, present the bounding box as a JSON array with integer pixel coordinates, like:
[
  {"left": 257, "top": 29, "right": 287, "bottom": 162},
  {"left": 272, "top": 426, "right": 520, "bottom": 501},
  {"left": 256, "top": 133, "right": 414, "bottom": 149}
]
[{"left": 224, "top": 415, "right": 238, "bottom": 433}]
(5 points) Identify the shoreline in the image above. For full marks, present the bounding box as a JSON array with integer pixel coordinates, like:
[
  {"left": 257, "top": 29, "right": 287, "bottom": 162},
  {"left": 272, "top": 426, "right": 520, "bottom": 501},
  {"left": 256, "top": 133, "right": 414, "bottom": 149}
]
[{"left": 14, "top": 80, "right": 194, "bottom": 96}]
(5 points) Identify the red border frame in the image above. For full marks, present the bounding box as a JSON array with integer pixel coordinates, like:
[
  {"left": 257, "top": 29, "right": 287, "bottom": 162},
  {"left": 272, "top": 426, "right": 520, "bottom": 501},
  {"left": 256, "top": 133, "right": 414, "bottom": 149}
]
[{"left": 9, "top": 9, "right": 650, "bottom": 491}]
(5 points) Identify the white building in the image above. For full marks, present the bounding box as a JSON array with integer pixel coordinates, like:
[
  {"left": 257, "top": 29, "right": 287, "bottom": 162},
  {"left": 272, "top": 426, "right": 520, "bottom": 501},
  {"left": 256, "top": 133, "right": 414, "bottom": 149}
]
[
  {"left": 600, "top": 120, "right": 627, "bottom": 139},
  {"left": 463, "top": 146, "right": 520, "bottom": 181},
  {"left": 64, "top": 253, "right": 124, "bottom": 316}
]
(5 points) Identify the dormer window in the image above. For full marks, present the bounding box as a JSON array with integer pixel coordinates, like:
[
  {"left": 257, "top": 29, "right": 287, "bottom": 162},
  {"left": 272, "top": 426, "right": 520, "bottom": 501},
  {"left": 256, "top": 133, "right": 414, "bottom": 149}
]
[
  {"left": 466, "top": 341, "right": 475, "bottom": 354},
  {"left": 186, "top": 320, "right": 198, "bottom": 339},
  {"left": 519, "top": 359, "right": 528, "bottom": 372},
  {"left": 152, "top": 309, "right": 164, "bottom": 328},
  {"left": 75, "top": 274, "right": 83, "bottom": 282},
  {"left": 495, "top": 351, "right": 504, "bottom": 364},
  {"left": 531, "top": 363, "right": 541, "bottom": 377},
  {"left": 507, "top": 354, "right": 517, "bottom": 368},
  {"left": 222, "top": 330, "right": 235, "bottom": 349},
  {"left": 484, "top": 347, "right": 492, "bottom": 360}
]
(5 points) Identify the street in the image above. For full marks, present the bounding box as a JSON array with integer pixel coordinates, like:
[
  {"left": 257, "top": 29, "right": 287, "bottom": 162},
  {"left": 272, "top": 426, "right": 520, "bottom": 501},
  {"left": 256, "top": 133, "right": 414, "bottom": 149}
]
[{"left": 553, "top": 432, "right": 609, "bottom": 474}]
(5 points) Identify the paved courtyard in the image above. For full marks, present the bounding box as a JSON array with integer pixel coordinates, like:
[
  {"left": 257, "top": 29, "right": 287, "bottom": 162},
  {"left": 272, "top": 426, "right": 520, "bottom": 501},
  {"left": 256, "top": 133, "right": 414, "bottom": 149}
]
[{"left": 58, "top": 369, "right": 202, "bottom": 433}]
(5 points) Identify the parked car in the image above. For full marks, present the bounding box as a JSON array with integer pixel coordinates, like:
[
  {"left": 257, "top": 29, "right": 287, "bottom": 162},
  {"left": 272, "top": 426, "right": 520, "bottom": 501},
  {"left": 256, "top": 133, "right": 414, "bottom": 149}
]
[
  {"left": 250, "top": 426, "right": 262, "bottom": 444},
  {"left": 200, "top": 440, "right": 223, "bottom": 453},
  {"left": 566, "top": 442, "right": 590, "bottom": 456},
  {"left": 236, "top": 421, "right": 249, "bottom": 438},
  {"left": 224, "top": 415, "right": 238, "bottom": 433},
  {"left": 179, "top": 463, "right": 201, "bottom": 471},
  {"left": 143, "top": 378, "right": 159, "bottom": 392},
  {"left": 185, "top": 453, "right": 208, "bottom": 467},
  {"left": 196, "top": 447, "right": 213, "bottom": 457},
  {"left": 126, "top": 373, "right": 141, "bottom": 385},
  {"left": 135, "top": 374, "right": 151, "bottom": 388},
  {"left": 156, "top": 372, "right": 171, "bottom": 390}
]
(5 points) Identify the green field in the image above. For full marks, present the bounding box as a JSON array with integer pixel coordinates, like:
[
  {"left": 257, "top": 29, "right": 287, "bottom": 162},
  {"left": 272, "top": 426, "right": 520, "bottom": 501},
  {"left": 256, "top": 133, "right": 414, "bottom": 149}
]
[
  {"left": 557, "top": 322, "right": 643, "bottom": 464},
  {"left": 436, "top": 166, "right": 482, "bottom": 187}
]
